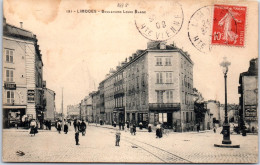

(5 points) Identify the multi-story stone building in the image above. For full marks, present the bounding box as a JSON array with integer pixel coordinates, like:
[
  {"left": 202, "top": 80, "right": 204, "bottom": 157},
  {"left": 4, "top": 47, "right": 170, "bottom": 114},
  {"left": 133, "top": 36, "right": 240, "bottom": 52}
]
[
  {"left": 94, "top": 41, "right": 194, "bottom": 131},
  {"left": 238, "top": 58, "right": 258, "bottom": 132},
  {"left": 43, "top": 86, "right": 56, "bottom": 122},
  {"left": 99, "top": 82, "right": 105, "bottom": 122},
  {"left": 83, "top": 95, "right": 93, "bottom": 122},
  {"left": 3, "top": 18, "right": 45, "bottom": 128},
  {"left": 91, "top": 91, "right": 100, "bottom": 123}
]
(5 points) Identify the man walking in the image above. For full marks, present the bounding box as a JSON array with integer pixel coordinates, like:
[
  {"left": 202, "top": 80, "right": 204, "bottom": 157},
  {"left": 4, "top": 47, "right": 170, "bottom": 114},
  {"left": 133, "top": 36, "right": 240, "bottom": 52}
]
[{"left": 75, "top": 131, "right": 80, "bottom": 145}]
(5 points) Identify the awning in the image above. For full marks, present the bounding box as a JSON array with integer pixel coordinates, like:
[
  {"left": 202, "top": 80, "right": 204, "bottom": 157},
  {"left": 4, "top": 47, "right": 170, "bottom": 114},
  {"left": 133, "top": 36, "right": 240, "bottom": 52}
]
[{"left": 3, "top": 105, "right": 27, "bottom": 109}]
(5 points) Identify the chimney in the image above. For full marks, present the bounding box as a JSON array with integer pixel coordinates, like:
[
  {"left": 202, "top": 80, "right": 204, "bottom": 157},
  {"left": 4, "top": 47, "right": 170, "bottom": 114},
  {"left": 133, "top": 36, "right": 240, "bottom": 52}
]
[
  {"left": 147, "top": 41, "right": 160, "bottom": 49},
  {"left": 20, "top": 22, "right": 23, "bottom": 29}
]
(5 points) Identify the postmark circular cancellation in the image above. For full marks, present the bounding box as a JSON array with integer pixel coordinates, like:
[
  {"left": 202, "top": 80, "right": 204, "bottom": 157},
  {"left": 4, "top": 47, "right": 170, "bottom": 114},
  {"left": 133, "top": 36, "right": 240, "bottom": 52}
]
[
  {"left": 135, "top": 1, "right": 184, "bottom": 41},
  {"left": 188, "top": 5, "right": 214, "bottom": 53}
]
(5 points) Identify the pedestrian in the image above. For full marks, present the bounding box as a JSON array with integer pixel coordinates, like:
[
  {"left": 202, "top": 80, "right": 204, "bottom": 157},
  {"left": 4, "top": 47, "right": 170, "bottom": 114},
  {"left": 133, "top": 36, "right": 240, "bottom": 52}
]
[
  {"left": 115, "top": 129, "right": 121, "bottom": 146},
  {"left": 73, "top": 119, "right": 77, "bottom": 131},
  {"left": 148, "top": 123, "right": 152, "bottom": 132},
  {"left": 139, "top": 122, "right": 143, "bottom": 130},
  {"left": 119, "top": 121, "right": 122, "bottom": 130},
  {"left": 133, "top": 123, "right": 136, "bottom": 135},
  {"left": 252, "top": 126, "right": 255, "bottom": 134},
  {"left": 213, "top": 126, "right": 216, "bottom": 133},
  {"left": 156, "top": 124, "right": 160, "bottom": 138},
  {"left": 75, "top": 131, "right": 80, "bottom": 145},
  {"left": 29, "top": 119, "right": 37, "bottom": 136},
  {"left": 81, "top": 120, "right": 87, "bottom": 136},
  {"left": 57, "top": 121, "right": 61, "bottom": 134},
  {"left": 130, "top": 124, "right": 133, "bottom": 135},
  {"left": 48, "top": 120, "right": 52, "bottom": 130},
  {"left": 197, "top": 124, "right": 200, "bottom": 133},
  {"left": 55, "top": 120, "right": 58, "bottom": 130},
  {"left": 77, "top": 120, "right": 81, "bottom": 132},
  {"left": 126, "top": 121, "right": 130, "bottom": 131},
  {"left": 122, "top": 122, "right": 125, "bottom": 131},
  {"left": 113, "top": 121, "right": 117, "bottom": 128},
  {"left": 64, "top": 122, "right": 68, "bottom": 134}
]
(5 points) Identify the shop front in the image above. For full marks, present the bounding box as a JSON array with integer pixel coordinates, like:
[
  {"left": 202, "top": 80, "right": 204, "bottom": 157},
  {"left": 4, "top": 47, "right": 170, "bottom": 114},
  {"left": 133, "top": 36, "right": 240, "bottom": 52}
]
[
  {"left": 137, "top": 112, "right": 149, "bottom": 128},
  {"left": 3, "top": 106, "right": 26, "bottom": 128},
  {"left": 149, "top": 103, "right": 180, "bottom": 129},
  {"left": 149, "top": 112, "right": 173, "bottom": 128},
  {"left": 113, "top": 107, "right": 125, "bottom": 124}
]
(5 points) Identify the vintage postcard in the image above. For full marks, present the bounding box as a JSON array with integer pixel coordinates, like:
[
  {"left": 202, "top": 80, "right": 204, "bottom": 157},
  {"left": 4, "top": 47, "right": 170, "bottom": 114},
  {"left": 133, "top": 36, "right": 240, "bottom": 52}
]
[{"left": 2, "top": 0, "right": 258, "bottom": 163}]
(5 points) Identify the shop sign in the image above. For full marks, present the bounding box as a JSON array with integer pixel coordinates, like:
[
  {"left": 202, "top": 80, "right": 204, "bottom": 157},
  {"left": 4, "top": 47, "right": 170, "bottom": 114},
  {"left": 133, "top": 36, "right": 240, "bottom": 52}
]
[
  {"left": 4, "top": 83, "right": 16, "bottom": 90},
  {"left": 245, "top": 105, "right": 257, "bottom": 121},
  {"left": 27, "top": 90, "right": 35, "bottom": 102}
]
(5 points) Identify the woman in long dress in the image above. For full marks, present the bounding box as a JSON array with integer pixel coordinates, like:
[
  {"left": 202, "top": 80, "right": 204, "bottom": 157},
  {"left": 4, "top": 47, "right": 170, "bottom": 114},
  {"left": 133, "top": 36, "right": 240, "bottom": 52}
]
[{"left": 29, "top": 119, "right": 37, "bottom": 136}]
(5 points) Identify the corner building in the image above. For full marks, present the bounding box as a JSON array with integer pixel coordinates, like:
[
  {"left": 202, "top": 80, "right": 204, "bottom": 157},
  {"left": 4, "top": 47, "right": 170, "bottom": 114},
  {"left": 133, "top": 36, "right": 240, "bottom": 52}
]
[
  {"left": 101, "top": 42, "right": 194, "bottom": 131},
  {"left": 2, "top": 18, "right": 44, "bottom": 128}
]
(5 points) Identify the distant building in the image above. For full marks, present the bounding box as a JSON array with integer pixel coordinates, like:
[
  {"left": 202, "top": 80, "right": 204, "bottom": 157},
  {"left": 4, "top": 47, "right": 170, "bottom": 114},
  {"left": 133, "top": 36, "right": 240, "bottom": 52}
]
[
  {"left": 43, "top": 87, "right": 55, "bottom": 122},
  {"left": 238, "top": 58, "right": 258, "bottom": 132},
  {"left": 67, "top": 104, "right": 80, "bottom": 119},
  {"left": 84, "top": 95, "right": 93, "bottom": 122},
  {"left": 219, "top": 104, "right": 239, "bottom": 124},
  {"left": 2, "top": 17, "right": 45, "bottom": 128},
  {"left": 91, "top": 91, "right": 100, "bottom": 123},
  {"left": 206, "top": 100, "right": 221, "bottom": 127}
]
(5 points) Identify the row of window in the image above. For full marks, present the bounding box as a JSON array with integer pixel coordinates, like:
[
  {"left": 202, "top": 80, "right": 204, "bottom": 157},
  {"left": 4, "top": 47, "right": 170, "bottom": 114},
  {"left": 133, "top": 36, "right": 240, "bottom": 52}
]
[
  {"left": 156, "top": 72, "right": 173, "bottom": 84},
  {"left": 115, "top": 96, "right": 124, "bottom": 108},
  {"left": 156, "top": 90, "right": 174, "bottom": 103},
  {"left": 156, "top": 57, "right": 172, "bottom": 66},
  {"left": 183, "top": 112, "right": 193, "bottom": 123},
  {"left": 184, "top": 92, "right": 193, "bottom": 105}
]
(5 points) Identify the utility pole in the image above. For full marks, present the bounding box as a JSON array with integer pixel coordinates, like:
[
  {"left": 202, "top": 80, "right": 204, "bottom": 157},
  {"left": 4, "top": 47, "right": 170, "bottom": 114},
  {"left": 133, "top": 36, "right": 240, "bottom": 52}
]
[{"left": 61, "top": 87, "right": 64, "bottom": 131}]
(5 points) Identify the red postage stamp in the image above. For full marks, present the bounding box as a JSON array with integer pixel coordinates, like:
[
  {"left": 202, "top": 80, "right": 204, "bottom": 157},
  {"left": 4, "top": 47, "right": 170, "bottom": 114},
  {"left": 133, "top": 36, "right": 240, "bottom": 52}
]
[{"left": 211, "top": 4, "right": 247, "bottom": 46}]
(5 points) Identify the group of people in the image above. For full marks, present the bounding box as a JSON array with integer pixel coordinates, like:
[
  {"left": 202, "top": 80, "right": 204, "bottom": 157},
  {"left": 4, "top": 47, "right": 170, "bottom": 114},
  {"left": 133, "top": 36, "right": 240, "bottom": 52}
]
[
  {"left": 73, "top": 119, "right": 87, "bottom": 145},
  {"left": 43, "top": 120, "right": 52, "bottom": 130}
]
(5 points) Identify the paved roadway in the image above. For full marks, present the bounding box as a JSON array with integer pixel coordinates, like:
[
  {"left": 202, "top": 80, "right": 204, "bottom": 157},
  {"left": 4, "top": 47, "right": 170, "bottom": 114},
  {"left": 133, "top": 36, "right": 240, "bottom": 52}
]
[{"left": 2, "top": 124, "right": 258, "bottom": 163}]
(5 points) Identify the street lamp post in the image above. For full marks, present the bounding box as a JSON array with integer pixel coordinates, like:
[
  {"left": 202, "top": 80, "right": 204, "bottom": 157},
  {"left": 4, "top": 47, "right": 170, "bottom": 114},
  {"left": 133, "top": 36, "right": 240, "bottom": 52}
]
[
  {"left": 220, "top": 57, "right": 231, "bottom": 144},
  {"left": 214, "top": 57, "right": 239, "bottom": 148}
]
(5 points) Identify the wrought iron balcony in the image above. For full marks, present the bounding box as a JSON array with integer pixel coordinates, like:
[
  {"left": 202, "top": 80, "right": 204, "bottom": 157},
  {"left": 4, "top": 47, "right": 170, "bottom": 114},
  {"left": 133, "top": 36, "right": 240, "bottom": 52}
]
[
  {"left": 149, "top": 103, "right": 180, "bottom": 111},
  {"left": 114, "top": 88, "right": 125, "bottom": 96}
]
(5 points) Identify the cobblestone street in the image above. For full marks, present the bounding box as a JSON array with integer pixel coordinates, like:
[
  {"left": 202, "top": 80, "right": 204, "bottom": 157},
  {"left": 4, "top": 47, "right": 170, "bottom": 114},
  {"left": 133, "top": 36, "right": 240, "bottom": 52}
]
[{"left": 2, "top": 125, "right": 258, "bottom": 163}]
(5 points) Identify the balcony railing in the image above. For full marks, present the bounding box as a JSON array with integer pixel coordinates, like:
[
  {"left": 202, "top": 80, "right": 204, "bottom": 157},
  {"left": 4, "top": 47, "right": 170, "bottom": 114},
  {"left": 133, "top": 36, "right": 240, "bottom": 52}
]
[
  {"left": 149, "top": 103, "right": 180, "bottom": 111},
  {"left": 114, "top": 88, "right": 125, "bottom": 96}
]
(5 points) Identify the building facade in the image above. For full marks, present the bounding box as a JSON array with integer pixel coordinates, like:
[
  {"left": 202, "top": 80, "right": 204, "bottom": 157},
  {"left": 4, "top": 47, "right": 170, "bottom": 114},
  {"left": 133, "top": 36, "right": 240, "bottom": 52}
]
[
  {"left": 3, "top": 18, "right": 45, "bottom": 128},
  {"left": 91, "top": 91, "right": 100, "bottom": 123},
  {"left": 43, "top": 87, "right": 55, "bottom": 122},
  {"left": 88, "top": 42, "right": 194, "bottom": 131},
  {"left": 206, "top": 100, "right": 221, "bottom": 127},
  {"left": 67, "top": 104, "right": 80, "bottom": 119},
  {"left": 238, "top": 58, "right": 258, "bottom": 132}
]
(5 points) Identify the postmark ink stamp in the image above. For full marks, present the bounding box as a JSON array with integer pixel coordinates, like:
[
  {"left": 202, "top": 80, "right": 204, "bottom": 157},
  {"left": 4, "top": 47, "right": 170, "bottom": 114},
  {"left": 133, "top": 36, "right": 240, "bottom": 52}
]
[
  {"left": 188, "top": 6, "right": 213, "bottom": 53},
  {"left": 135, "top": 1, "right": 184, "bottom": 41},
  {"left": 211, "top": 4, "right": 247, "bottom": 46}
]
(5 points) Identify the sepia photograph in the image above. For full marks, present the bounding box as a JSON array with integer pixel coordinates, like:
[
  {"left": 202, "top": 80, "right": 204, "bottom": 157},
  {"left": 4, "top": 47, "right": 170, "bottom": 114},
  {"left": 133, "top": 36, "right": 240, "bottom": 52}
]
[{"left": 2, "top": 0, "right": 259, "bottom": 163}]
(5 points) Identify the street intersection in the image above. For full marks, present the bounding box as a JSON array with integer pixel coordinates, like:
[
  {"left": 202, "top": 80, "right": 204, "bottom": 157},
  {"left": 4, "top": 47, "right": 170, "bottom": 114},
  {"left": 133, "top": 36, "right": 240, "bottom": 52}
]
[{"left": 2, "top": 124, "right": 258, "bottom": 163}]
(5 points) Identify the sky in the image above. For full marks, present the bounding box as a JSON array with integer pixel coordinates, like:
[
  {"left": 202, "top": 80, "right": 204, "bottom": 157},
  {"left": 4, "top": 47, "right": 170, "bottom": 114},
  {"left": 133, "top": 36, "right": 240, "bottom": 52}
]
[{"left": 3, "top": 0, "right": 258, "bottom": 114}]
